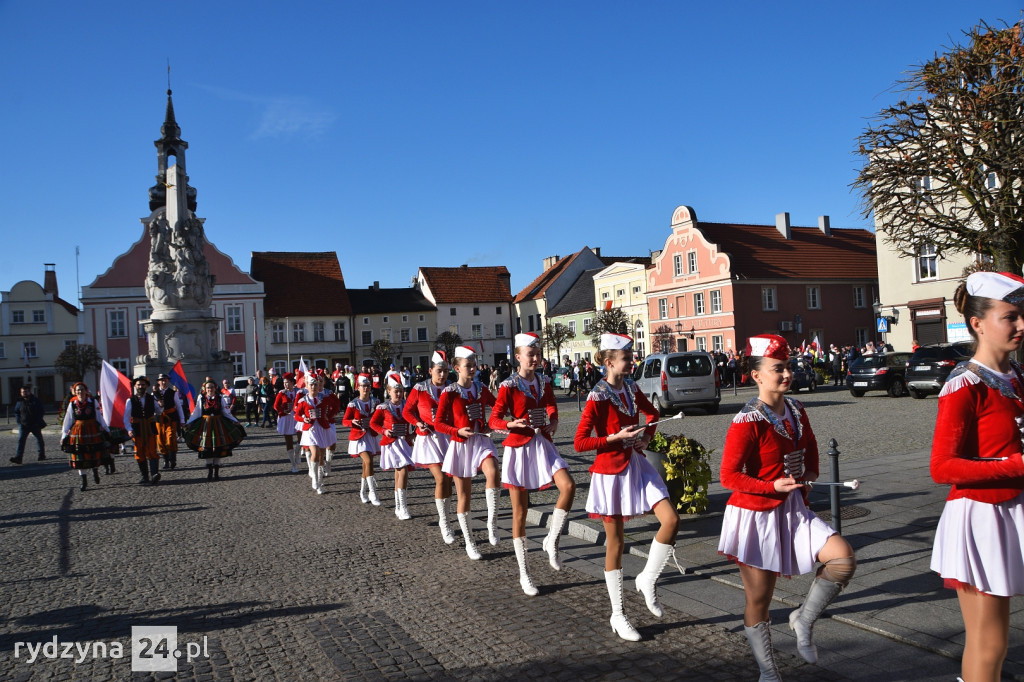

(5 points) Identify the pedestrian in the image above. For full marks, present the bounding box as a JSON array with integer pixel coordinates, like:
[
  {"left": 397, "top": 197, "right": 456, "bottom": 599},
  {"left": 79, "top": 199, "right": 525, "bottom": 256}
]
[
  {"left": 343, "top": 375, "right": 381, "bottom": 504},
  {"left": 60, "top": 382, "right": 108, "bottom": 491},
  {"left": 489, "top": 332, "right": 576, "bottom": 596},
  {"left": 830, "top": 345, "right": 843, "bottom": 386},
  {"left": 10, "top": 385, "right": 47, "bottom": 464},
  {"left": 257, "top": 376, "right": 276, "bottom": 428},
  {"left": 220, "top": 378, "right": 237, "bottom": 414},
  {"left": 274, "top": 372, "right": 300, "bottom": 472},
  {"left": 930, "top": 272, "right": 1024, "bottom": 682},
  {"left": 183, "top": 378, "right": 247, "bottom": 481},
  {"left": 436, "top": 345, "right": 500, "bottom": 560},
  {"left": 243, "top": 378, "right": 257, "bottom": 426},
  {"left": 295, "top": 374, "right": 339, "bottom": 495},
  {"left": 370, "top": 372, "right": 415, "bottom": 520},
  {"left": 124, "top": 376, "right": 161, "bottom": 485},
  {"left": 153, "top": 373, "right": 185, "bottom": 470},
  {"left": 718, "top": 334, "right": 856, "bottom": 679},
  {"left": 403, "top": 351, "right": 455, "bottom": 544},
  {"left": 574, "top": 333, "right": 680, "bottom": 641}
]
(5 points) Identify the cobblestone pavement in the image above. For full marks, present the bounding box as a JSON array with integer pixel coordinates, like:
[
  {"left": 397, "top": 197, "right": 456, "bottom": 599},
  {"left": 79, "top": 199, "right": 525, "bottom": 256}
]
[{"left": 0, "top": 387, "right": 949, "bottom": 681}]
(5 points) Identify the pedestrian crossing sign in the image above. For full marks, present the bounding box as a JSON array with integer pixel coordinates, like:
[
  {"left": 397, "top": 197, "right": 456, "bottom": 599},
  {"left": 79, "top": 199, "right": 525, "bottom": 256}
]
[{"left": 876, "top": 317, "right": 890, "bottom": 333}]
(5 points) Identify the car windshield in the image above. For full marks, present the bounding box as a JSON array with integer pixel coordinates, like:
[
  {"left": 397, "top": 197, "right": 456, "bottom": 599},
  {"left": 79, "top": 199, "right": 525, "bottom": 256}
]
[
  {"left": 852, "top": 356, "right": 885, "bottom": 369},
  {"left": 666, "top": 355, "right": 712, "bottom": 378},
  {"left": 910, "top": 344, "right": 970, "bottom": 362}
]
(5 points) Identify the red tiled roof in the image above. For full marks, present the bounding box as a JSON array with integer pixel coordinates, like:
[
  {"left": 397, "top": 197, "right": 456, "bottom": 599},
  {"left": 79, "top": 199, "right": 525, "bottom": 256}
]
[
  {"left": 513, "top": 253, "right": 578, "bottom": 303},
  {"left": 419, "top": 266, "right": 512, "bottom": 304},
  {"left": 250, "top": 252, "right": 352, "bottom": 316},
  {"left": 695, "top": 222, "right": 877, "bottom": 279},
  {"left": 88, "top": 227, "right": 257, "bottom": 288}
]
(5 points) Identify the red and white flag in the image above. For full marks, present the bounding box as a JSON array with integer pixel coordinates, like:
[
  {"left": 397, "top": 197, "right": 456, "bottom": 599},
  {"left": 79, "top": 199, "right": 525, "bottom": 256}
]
[
  {"left": 99, "top": 360, "right": 132, "bottom": 430},
  {"left": 296, "top": 357, "right": 308, "bottom": 389}
]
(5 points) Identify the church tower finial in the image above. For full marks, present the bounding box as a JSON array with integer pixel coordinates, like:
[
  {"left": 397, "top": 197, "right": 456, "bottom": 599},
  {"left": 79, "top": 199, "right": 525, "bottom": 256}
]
[{"left": 148, "top": 77, "right": 196, "bottom": 213}]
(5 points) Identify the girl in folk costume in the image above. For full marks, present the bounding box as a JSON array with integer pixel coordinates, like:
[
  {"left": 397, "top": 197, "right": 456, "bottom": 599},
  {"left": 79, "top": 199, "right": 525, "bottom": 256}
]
[
  {"left": 718, "top": 335, "right": 855, "bottom": 681},
  {"left": 153, "top": 373, "right": 185, "bottom": 471},
  {"left": 574, "top": 333, "right": 679, "bottom": 642},
  {"left": 489, "top": 332, "right": 576, "bottom": 596},
  {"left": 314, "top": 369, "right": 341, "bottom": 478},
  {"left": 370, "top": 372, "right": 416, "bottom": 520},
  {"left": 124, "top": 376, "right": 161, "bottom": 485},
  {"left": 436, "top": 345, "right": 500, "bottom": 560},
  {"left": 274, "top": 373, "right": 301, "bottom": 472},
  {"left": 295, "top": 374, "right": 340, "bottom": 495},
  {"left": 403, "top": 351, "right": 456, "bottom": 543},
  {"left": 183, "top": 378, "right": 247, "bottom": 481},
  {"left": 343, "top": 375, "right": 381, "bottom": 504},
  {"left": 61, "top": 382, "right": 109, "bottom": 491},
  {"left": 930, "top": 272, "right": 1024, "bottom": 682}
]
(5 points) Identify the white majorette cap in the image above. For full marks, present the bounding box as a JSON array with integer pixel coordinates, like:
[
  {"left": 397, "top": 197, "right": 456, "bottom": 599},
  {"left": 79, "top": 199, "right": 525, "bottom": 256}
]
[
  {"left": 514, "top": 332, "right": 540, "bottom": 348},
  {"left": 386, "top": 372, "right": 402, "bottom": 388},
  {"left": 599, "top": 333, "right": 634, "bottom": 351},
  {"left": 966, "top": 271, "right": 1024, "bottom": 304},
  {"left": 453, "top": 345, "right": 476, "bottom": 359},
  {"left": 431, "top": 350, "right": 447, "bottom": 367},
  {"left": 357, "top": 375, "right": 371, "bottom": 387},
  {"left": 746, "top": 334, "right": 790, "bottom": 361}
]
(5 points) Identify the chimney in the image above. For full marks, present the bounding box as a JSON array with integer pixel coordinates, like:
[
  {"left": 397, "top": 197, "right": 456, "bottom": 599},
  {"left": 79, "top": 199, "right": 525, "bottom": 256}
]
[
  {"left": 775, "top": 212, "right": 791, "bottom": 240},
  {"left": 818, "top": 215, "right": 831, "bottom": 237},
  {"left": 43, "top": 264, "right": 58, "bottom": 298},
  {"left": 371, "top": 281, "right": 380, "bottom": 291},
  {"left": 542, "top": 255, "right": 560, "bottom": 271},
  {"left": 593, "top": 247, "right": 601, "bottom": 257}
]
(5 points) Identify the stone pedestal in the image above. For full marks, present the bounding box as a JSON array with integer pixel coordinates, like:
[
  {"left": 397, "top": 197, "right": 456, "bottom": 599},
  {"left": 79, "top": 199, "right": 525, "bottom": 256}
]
[{"left": 134, "top": 314, "right": 232, "bottom": 386}]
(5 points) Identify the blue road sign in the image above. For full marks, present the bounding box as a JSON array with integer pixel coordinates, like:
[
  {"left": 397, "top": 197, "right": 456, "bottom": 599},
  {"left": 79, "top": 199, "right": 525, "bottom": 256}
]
[{"left": 876, "top": 317, "right": 890, "bottom": 333}]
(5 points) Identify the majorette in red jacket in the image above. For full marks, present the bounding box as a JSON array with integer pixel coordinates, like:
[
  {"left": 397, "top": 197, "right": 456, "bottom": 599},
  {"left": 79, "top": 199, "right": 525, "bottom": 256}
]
[
  {"left": 931, "top": 361, "right": 1024, "bottom": 504},
  {"left": 488, "top": 374, "right": 558, "bottom": 448},
  {"left": 273, "top": 389, "right": 296, "bottom": 417},
  {"left": 573, "top": 378, "right": 658, "bottom": 475},
  {"left": 343, "top": 397, "right": 379, "bottom": 441},
  {"left": 293, "top": 390, "right": 340, "bottom": 431},
  {"left": 370, "top": 400, "right": 415, "bottom": 447},
  {"left": 719, "top": 396, "right": 819, "bottom": 511},
  {"left": 403, "top": 380, "right": 448, "bottom": 436},
  {"left": 435, "top": 381, "right": 497, "bottom": 444}
]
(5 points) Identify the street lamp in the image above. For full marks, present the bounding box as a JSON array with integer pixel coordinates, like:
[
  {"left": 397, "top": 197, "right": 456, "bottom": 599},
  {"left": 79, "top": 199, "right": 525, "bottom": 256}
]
[
  {"left": 688, "top": 325, "right": 696, "bottom": 339},
  {"left": 674, "top": 321, "right": 682, "bottom": 335}
]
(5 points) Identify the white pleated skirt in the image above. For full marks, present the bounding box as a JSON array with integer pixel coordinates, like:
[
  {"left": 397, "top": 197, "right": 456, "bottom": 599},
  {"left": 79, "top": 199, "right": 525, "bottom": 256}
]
[
  {"left": 347, "top": 433, "right": 380, "bottom": 455},
  {"left": 381, "top": 438, "right": 414, "bottom": 471},
  {"left": 501, "top": 436, "right": 568, "bottom": 491},
  {"left": 299, "top": 424, "right": 334, "bottom": 449},
  {"left": 442, "top": 434, "right": 498, "bottom": 478},
  {"left": 718, "top": 492, "right": 836, "bottom": 577},
  {"left": 586, "top": 454, "right": 670, "bottom": 521},
  {"left": 411, "top": 432, "right": 449, "bottom": 467},
  {"left": 277, "top": 416, "right": 298, "bottom": 437},
  {"left": 931, "top": 491, "right": 1024, "bottom": 597}
]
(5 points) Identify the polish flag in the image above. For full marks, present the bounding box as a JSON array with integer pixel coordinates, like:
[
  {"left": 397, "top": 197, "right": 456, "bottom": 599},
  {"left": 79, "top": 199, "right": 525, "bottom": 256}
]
[
  {"left": 99, "top": 360, "right": 132, "bottom": 431},
  {"left": 296, "top": 357, "right": 308, "bottom": 389}
]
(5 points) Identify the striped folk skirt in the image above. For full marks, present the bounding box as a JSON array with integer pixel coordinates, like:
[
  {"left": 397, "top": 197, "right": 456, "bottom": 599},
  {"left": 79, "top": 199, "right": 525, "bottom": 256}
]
[
  {"left": 183, "top": 416, "right": 246, "bottom": 458},
  {"left": 64, "top": 419, "right": 106, "bottom": 470}
]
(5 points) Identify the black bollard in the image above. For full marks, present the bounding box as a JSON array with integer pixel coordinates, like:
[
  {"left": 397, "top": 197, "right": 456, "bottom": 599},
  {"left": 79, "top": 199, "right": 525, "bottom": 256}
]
[{"left": 828, "top": 438, "right": 841, "bottom": 533}]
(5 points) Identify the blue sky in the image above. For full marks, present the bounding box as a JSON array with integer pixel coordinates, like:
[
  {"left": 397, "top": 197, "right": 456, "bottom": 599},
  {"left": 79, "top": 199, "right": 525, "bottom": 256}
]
[{"left": 0, "top": 1, "right": 1017, "bottom": 302}]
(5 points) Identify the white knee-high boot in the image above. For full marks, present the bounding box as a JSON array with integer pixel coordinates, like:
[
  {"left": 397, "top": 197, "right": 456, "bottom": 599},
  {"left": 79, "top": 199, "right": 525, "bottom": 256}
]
[
  {"left": 395, "top": 488, "right": 411, "bottom": 520},
  {"left": 513, "top": 537, "right": 538, "bottom": 596},
  {"left": 485, "top": 487, "right": 500, "bottom": 546},
  {"left": 542, "top": 507, "right": 568, "bottom": 570},
  {"left": 323, "top": 447, "right": 333, "bottom": 476},
  {"left": 435, "top": 499, "right": 455, "bottom": 544},
  {"left": 287, "top": 448, "right": 298, "bottom": 473},
  {"left": 366, "top": 476, "right": 381, "bottom": 506},
  {"left": 789, "top": 576, "right": 845, "bottom": 664},
  {"left": 307, "top": 456, "right": 317, "bottom": 483},
  {"left": 635, "top": 538, "right": 677, "bottom": 618},
  {"left": 744, "top": 620, "right": 781, "bottom": 682},
  {"left": 457, "top": 512, "right": 482, "bottom": 560},
  {"left": 604, "top": 569, "right": 641, "bottom": 641},
  {"left": 359, "top": 477, "right": 369, "bottom": 503}
]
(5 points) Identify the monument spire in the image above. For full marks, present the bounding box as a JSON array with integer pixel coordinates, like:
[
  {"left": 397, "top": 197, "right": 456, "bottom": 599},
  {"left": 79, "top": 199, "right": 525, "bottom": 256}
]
[{"left": 148, "top": 83, "right": 196, "bottom": 212}]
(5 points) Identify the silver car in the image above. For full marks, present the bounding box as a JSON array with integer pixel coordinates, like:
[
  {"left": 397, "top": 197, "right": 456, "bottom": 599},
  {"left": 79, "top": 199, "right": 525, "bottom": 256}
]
[{"left": 632, "top": 352, "right": 721, "bottom": 416}]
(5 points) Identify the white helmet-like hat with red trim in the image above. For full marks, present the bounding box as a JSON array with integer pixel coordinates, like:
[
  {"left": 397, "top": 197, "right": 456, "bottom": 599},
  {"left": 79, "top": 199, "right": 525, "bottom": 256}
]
[
  {"left": 431, "top": 350, "right": 447, "bottom": 367},
  {"left": 599, "top": 333, "right": 633, "bottom": 351},
  {"left": 745, "top": 334, "right": 790, "bottom": 362},
  {"left": 966, "top": 271, "right": 1024, "bottom": 304},
  {"left": 514, "top": 332, "right": 540, "bottom": 348},
  {"left": 453, "top": 345, "right": 477, "bottom": 359}
]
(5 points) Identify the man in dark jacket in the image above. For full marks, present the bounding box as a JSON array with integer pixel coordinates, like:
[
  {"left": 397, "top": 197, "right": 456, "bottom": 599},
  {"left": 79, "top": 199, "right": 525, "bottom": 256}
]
[{"left": 11, "top": 385, "right": 46, "bottom": 464}]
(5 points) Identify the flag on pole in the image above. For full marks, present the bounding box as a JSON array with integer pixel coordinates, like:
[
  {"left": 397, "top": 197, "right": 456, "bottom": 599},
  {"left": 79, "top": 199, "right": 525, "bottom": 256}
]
[
  {"left": 811, "top": 335, "right": 821, "bottom": 352},
  {"left": 296, "top": 357, "right": 308, "bottom": 389},
  {"left": 169, "top": 360, "right": 196, "bottom": 414},
  {"left": 99, "top": 360, "right": 132, "bottom": 431}
]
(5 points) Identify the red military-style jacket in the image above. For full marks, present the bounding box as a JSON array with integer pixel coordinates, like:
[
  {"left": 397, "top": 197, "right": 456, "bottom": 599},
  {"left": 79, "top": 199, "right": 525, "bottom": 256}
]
[
  {"left": 370, "top": 400, "right": 414, "bottom": 447},
  {"left": 343, "top": 397, "right": 379, "bottom": 441},
  {"left": 435, "top": 382, "right": 497, "bottom": 444},
  {"left": 573, "top": 379, "right": 658, "bottom": 475},
  {"left": 403, "top": 380, "right": 448, "bottom": 436},
  {"left": 489, "top": 374, "right": 558, "bottom": 448},
  {"left": 293, "top": 391, "right": 340, "bottom": 431},
  {"left": 273, "top": 389, "right": 296, "bottom": 417}
]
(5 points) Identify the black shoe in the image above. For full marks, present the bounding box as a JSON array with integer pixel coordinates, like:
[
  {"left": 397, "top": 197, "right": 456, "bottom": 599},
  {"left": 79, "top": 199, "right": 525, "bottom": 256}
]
[
  {"left": 151, "top": 472, "right": 161, "bottom": 485},
  {"left": 93, "top": 468, "right": 100, "bottom": 483},
  {"left": 10, "top": 457, "right": 22, "bottom": 465},
  {"left": 162, "top": 461, "right": 170, "bottom": 470},
  {"left": 213, "top": 466, "right": 220, "bottom": 481},
  {"left": 80, "top": 475, "right": 87, "bottom": 491},
  {"left": 38, "top": 454, "right": 46, "bottom": 461},
  {"left": 207, "top": 467, "right": 214, "bottom": 481}
]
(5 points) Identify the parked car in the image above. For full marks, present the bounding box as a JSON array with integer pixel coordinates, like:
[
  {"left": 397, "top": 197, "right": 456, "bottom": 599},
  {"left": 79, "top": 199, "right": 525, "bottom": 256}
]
[
  {"left": 904, "top": 343, "right": 972, "bottom": 398},
  {"left": 633, "top": 351, "right": 720, "bottom": 415},
  {"left": 788, "top": 359, "right": 817, "bottom": 392},
  {"left": 846, "top": 352, "right": 912, "bottom": 397}
]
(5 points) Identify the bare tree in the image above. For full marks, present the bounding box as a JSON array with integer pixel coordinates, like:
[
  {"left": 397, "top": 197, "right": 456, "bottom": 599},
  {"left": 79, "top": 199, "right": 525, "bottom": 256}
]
[
  {"left": 585, "top": 308, "right": 631, "bottom": 348},
  {"left": 652, "top": 325, "right": 675, "bottom": 354},
  {"left": 543, "top": 322, "right": 575, "bottom": 362},
  {"left": 435, "top": 331, "right": 463, "bottom": 362},
  {"left": 54, "top": 344, "right": 102, "bottom": 383},
  {"left": 369, "top": 339, "right": 397, "bottom": 370},
  {"left": 853, "top": 20, "right": 1024, "bottom": 271}
]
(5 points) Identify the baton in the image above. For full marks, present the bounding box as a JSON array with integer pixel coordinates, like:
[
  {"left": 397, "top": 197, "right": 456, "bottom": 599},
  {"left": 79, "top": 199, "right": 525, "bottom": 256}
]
[{"left": 799, "top": 479, "right": 861, "bottom": 490}]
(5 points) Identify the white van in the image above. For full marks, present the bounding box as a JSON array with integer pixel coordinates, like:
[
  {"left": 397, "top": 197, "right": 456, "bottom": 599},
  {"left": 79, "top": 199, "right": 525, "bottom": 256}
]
[{"left": 632, "top": 351, "right": 720, "bottom": 415}]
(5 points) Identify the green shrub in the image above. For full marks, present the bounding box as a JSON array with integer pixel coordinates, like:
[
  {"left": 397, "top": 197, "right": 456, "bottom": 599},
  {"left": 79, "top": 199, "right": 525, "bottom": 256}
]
[{"left": 647, "top": 432, "right": 713, "bottom": 514}]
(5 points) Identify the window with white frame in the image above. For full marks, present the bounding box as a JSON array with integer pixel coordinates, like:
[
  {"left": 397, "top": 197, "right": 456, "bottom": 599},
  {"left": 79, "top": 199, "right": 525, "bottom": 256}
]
[
  {"left": 64, "top": 340, "right": 77, "bottom": 350},
  {"left": 687, "top": 250, "right": 698, "bottom": 274},
  {"left": 712, "top": 335, "right": 724, "bottom": 352},
  {"left": 225, "top": 305, "right": 243, "bottom": 333},
  {"left": 710, "top": 289, "right": 722, "bottom": 313},
  {"left": 361, "top": 330, "right": 372, "bottom": 345},
  {"left": 853, "top": 286, "right": 866, "bottom": 308},
  {"left": 11, "top": 310, "right": 24, "bottom": 324},
  {"left": 856, "top": 328, "right": 869, "bottom": 346},
  {"left": 568, "top": 320, "right": 576, "bottom": 334},
  {"left": 32, "top": 309, "right": 45, "bottom": 323},
  {"left": 333, "top": 322, "right": 347, "bottom": 342},
  {"left": 23, "top": 341, "right": 37, "bottom": 359},
  {"left": 313, "top": 321, "right": 325, "bottom": 342},
  {"left": 617, "top": 288, "right": 625, "bottom": 297},
  {"left": 658, "top": 298, "right": 668, "bottom": 319},
  {"left": 292, "top": 322, "right": 305, "bottom": 343},
  {"left": 761, "top": 287, "right": 777, "bottom": 312},
  {"left": 417, "top": 327, "right": 428, "bottom": 341},
  {"left": 694, "top": 292, "right": 705, "bottom": 315},
  {"left": 272, "top": 323, "right": 285, "bottom": 343},
  {"left": 138, "top": 307, "right": 152, "bottom": 337},
  {"left": 108, "top": 310, "right": 126, "bottom": 337},
  {"left": 807, "top": 286, "right": 820, "bottom": 310},
  {"left": 914, "top": 175, "right": 931, "bottom": 193},
  {"left": 696, "top": 337, "right": 707, "bottom": 351},
  {"left": 448, "top": 324, "right": 459, "bottom": 335},
  {"left": 380, "top": 328, "right": 391, "bottom": 342},
  {"left": 673, "top": 254, "right": 683, "bottom": 277},
  {"left": 273, "top": 360, "right": 286, "bottom": 375},
  {"left": 112, "top": 358, "right": 129, "bottom": 374},
  {"left": 583, "top": 318, "right": 592, "bottom": 333},
  {"left": 986, "top": 170, "right": 998, "bottom": 189},
  {"left": 230, "top": 353, "right": 245, "bottom": 376},
  {"left": 917, "top": 243, "right": 938, "bottom": 280},
  {"left": 472, "top": 324, "right": 483, "bottom": 339},
  {"left": 495, "top": 323, "right": 505, "bottom": 337},
  {"left": 400, "top": 328, "right": 411, "bottom": 342},
  {"left": 602, "top": 291, "right": 610, "bottom": 300},
  {"left": 632, "top": 286, "right": 641, "bottom": 294}
]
